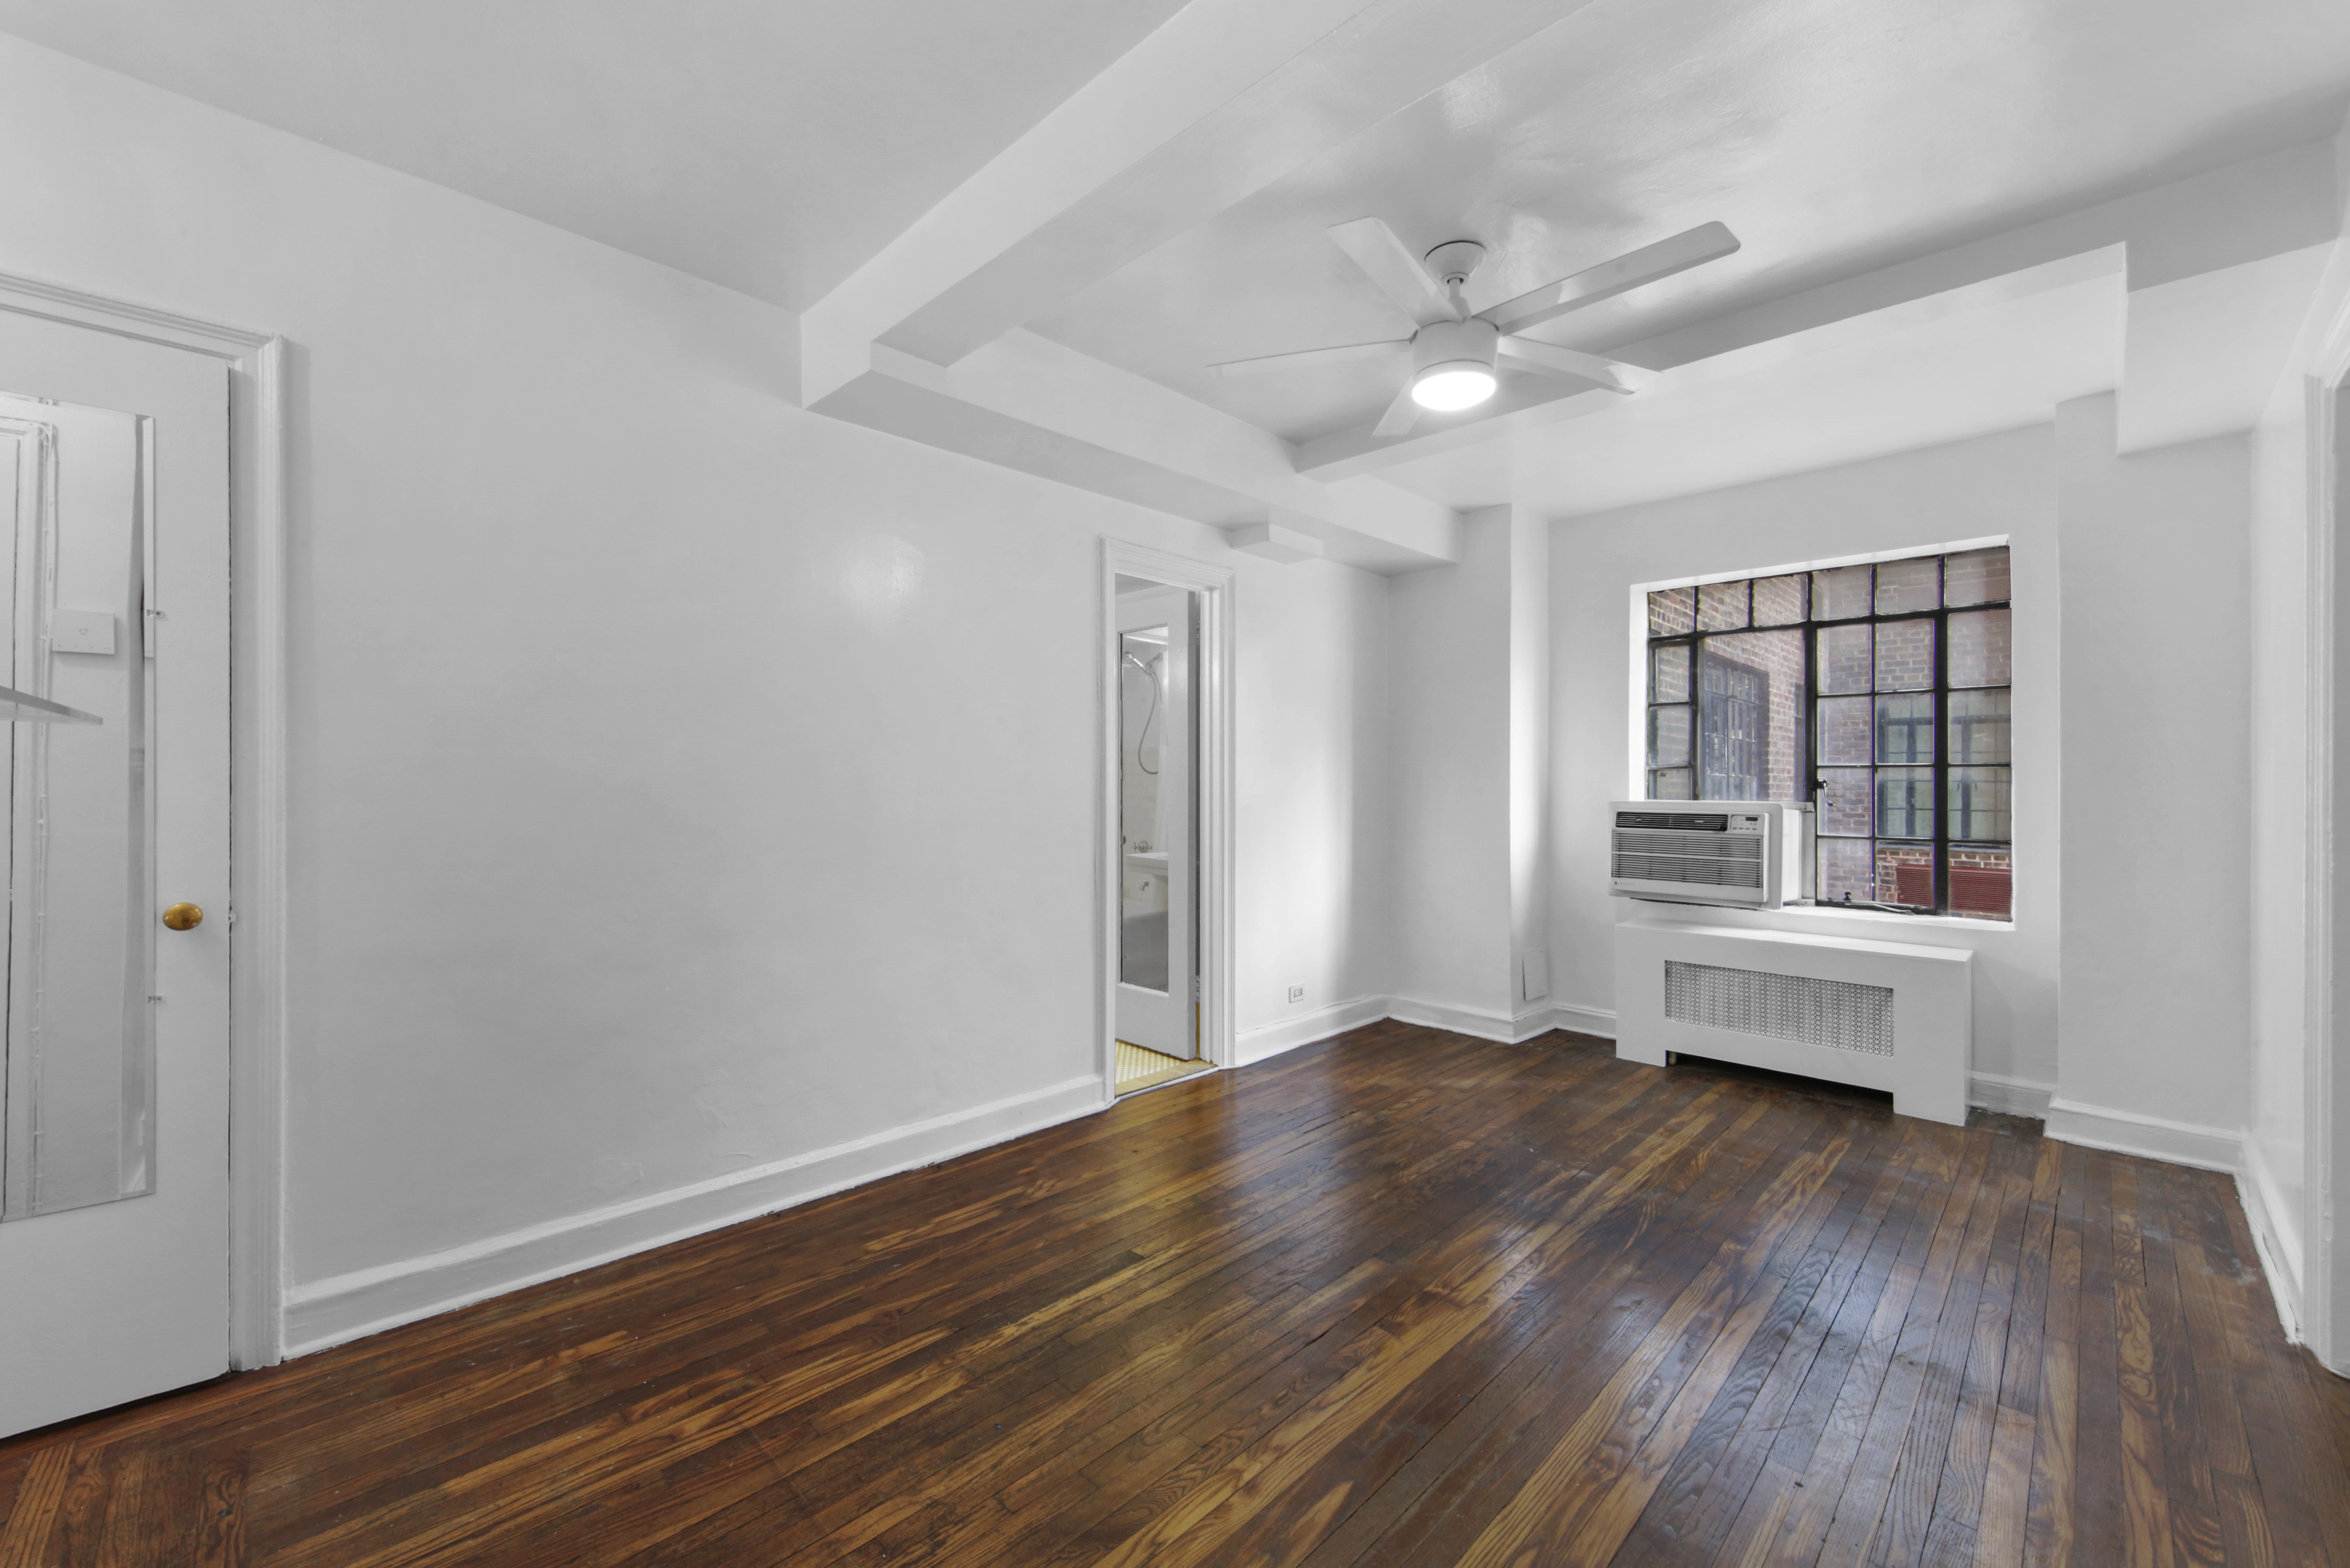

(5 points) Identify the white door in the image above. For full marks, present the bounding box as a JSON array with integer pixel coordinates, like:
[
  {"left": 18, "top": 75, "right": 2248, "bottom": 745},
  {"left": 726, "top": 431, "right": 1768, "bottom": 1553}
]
[
  {"left": 0, "top": 311, "right": 232, "bottom": 1439},
  {"left": 1115, "top": 587, "right": 1195, "bottom": 1059}
]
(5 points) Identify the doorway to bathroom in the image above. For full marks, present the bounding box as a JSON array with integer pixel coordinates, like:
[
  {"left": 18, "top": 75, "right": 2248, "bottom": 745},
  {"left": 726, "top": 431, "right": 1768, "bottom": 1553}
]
[{"left": 1102, "top": 544, "right": 1232, "bottom": 1097}]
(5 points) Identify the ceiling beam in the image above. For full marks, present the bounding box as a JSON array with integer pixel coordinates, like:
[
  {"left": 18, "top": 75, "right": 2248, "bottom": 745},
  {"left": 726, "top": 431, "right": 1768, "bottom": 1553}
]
[
  {"left": 1295, "top": 140, "right": 2340, "bottom": 481},
  {"left": 802, "top": 0, "right": 1604, "bottom": 397},
  {"left": 818, "top": 329, "right": 1461, "bottom": 570}
]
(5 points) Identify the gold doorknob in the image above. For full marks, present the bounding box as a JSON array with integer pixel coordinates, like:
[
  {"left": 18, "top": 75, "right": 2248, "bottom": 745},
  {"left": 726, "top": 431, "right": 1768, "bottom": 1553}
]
[{"left": 162, "top": 903, "right": 203, "bottom": 931}]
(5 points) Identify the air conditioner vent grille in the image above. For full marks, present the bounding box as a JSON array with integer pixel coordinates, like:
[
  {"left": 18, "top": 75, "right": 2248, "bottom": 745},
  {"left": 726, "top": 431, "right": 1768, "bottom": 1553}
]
[
  {"left": 1663, "top": 960, "right": 1894, "bottom": 1057},
  {"left": 1612, "top": 829, "right": 1764, "bottom": 889}
]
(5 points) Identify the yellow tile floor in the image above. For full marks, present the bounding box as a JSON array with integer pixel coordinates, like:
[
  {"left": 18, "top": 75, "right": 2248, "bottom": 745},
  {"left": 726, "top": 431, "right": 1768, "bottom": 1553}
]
[{"left": 1114, "top": 1039, "right": 1210, "bottom": 1094}]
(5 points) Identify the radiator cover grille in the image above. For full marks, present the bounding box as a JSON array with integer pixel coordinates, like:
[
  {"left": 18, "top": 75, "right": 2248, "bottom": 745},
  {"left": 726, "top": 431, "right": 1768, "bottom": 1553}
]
[
  {"left": 1662, "top": 960, "right": 1895, "bottom": 1057},
  {"left": 1612, "top": 829, "right": 1764, "bottom": 889}
]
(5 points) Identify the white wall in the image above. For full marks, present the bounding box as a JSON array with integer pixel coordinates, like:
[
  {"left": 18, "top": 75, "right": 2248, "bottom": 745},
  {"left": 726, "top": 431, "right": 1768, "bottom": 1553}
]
[
  {"left": 1547, "top": 426, "right": 2065, "bottom": 1096},
  {"left": 0, "top": 35, "right": 1393, "bottom": 1351},
  {"left": 2051, "top": 400, "right": 2252, "bottom": 1149},
  {"left": 1386, "top": 507, "right": 1516, "bottom": 1025},
  {"left": 2243, "top": 117, "right": 2350, "bottom": 1355},
  {"left": 1234, "top": 558, "right": 1390, "bottom": 1048}
]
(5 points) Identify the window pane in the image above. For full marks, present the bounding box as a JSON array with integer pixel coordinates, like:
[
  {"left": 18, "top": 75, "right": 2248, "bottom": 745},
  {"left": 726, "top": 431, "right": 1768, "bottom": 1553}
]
[
  {"left": 1819, "top": 768, "right": 1872, "bottom": 835},
  {"left": 1817, "top": 695, "right": 1872, "bottom": 765},
  {"left": 1874, "top": 555, "right": 1940, "bottom": 613},
  {"left": 1699, "top": 630, "right": 1805, "bottom": 801},
  {"left": 1874, "top": 618, "right": 1935, "bottom": 692},
  {"left": 1951, "top": 766, "right": 2013, "bottom": 841},
  {"left": 1877, "top": 766, "right": 1934, "bottom": 838},
  {"left": 1651, "top": 643, "right": 1691, "bottom": 703},
  {"left": 1876, "top": 692, "right": 1934, "bottom": 764},
  {"left": 1650, "top": 767, "right": 1694, "bottom": 799},
  {"left": 1819, "top": 838, "right": 1873, "bottom": 904},
  {"left": 1949, "top": 688, "right": 2011, "bottom": 764},
  {"left": 1950, "top": 846, "right": 2013, "bottom": 920},
  {"left": 1697, "top": 579, "right": 1750, "bottom": 632},
  {"left": 1648, "top": 704, "right": 1691, "bottom": 767},
  {"left": 1944, "top": 546, "right": 2010, "bottom": 607},
  {"left": 1648, "top": 586, "right": 1696, "bottom": 636},
  {"left": 1949, "top": 608, "right": 2012, "bottom": 688},
  {"left": 1877, "top": 843, "right": 1934, "bottom": 907},
  {"left": 1817, "top": 623, "right": 1871, "bottom": 694},
  {"left": 1814, "top": 564, "right": 1872, "bottom": 620},
  {"left": 1751, "top": 573, "right": 1808, "bottom": 626}
]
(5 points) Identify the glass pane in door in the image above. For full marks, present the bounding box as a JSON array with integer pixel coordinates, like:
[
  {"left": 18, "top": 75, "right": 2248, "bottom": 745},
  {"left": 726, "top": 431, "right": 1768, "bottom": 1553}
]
[
  {"left": 0, "top": 407, "right": 155, "bottom": 1219},
  {"left": 1119, "top": 625, "right": 1171, "bottom": 992}
]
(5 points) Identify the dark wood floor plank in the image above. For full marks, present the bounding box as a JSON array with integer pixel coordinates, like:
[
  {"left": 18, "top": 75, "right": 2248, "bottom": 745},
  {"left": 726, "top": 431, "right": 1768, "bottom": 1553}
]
[
  {"left": 0, "top": 1027, "right": 2341, "bottom": 1568},
  {"left": 2108, "top": 1159, "right": 2181, "bottom": 1568},
  {"left": 1703, "top": 1124, "right": 1962, "bottom": 1567},
  {"left": 1871, "top": 1120, "right": 2039, "bottom": 1568},
  {"left": 2020, "top": 1140, "right": 2088, "bottom": 1568},
  {"left": 1286, "top": 1086, "right": 1841, "bottom": 1568},
  {"left": 1608, "top": 1119, "right": 1918, "bottom": 1568},
  {"left": 1284, "top": 1096, "right": 1871, "bottom": 1568}
]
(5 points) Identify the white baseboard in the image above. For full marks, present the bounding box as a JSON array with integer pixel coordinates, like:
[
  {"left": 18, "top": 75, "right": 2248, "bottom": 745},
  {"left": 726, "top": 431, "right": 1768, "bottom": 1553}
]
[
  {"left": 2043, "top": 1095, "right": 2242, "bottom": 1174},
  {"left": 1550, "top": 1002, "right": 1617, "bottom": 1039},
  {"left": 1235, "top": 995, "right": 1388, "bottom": 1065},
  {"left": 1969, "top": 1072, "right": 2055, "bottom": 1118},
  {"left": 2238, "top": 1138, "right": 2305, "bottom": 1343},
  {"left": 283, "top": 1073, "right": 1108, "bottom": 1358},
  {"left": 1387, "top": 994, "right": 1557, "bottom": 1044}
]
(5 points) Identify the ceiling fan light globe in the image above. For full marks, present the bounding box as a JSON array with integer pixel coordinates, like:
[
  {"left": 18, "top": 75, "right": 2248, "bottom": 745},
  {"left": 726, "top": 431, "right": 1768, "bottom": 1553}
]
[{"left": 1410, "top": 364, "right": 1498, "bottom": 411}]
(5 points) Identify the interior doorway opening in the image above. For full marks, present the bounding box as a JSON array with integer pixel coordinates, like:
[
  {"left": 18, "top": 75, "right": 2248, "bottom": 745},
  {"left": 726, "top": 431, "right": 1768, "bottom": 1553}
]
[
  {"left": 1101, "top": 546, "right": 1232, "bottom": 1099},
  {"left": 1113, "top": 575, "right": 1207, "bottom": 1093}
]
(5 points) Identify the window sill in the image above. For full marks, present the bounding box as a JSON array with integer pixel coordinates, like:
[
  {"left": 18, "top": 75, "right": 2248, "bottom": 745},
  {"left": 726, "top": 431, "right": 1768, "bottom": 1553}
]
[{"left": 1757, "top": 901, "right": 2016, "bottom": 932}]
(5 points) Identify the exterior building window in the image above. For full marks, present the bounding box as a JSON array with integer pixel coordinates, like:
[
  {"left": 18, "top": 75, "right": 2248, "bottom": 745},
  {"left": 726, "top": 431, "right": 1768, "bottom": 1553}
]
[{"left": 1645, "top": 545, "right": 2013, "bottom": 920}]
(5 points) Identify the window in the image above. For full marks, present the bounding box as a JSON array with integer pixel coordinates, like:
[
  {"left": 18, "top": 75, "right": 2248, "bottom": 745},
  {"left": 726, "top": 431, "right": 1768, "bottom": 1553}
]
[{"left": 1645, "top": 545, "right": 2012, "bottom": 920}]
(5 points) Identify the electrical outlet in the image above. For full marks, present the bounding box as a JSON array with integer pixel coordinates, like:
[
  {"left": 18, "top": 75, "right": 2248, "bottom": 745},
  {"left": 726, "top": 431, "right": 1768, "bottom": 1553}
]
[{"left": 1287, "top": 985, "right": 1305, "bottom": 1004}]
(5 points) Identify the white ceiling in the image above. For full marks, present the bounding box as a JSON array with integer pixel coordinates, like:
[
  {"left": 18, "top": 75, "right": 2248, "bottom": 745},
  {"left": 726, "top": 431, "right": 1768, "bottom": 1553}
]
[
  {"left": 1035, "top": 0, "right": 2350, "bottom": 444},
  {"left": 0, "top": 0, "right": 1190, "bottom": 310},
  {"left": 8, "top": 0, "right": 2347, "bottom": 549}
]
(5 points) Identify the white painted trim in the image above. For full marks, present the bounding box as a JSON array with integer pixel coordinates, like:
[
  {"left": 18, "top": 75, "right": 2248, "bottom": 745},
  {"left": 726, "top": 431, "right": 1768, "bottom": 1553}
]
[
  {"left": 2306, "top": 305, "right": 2350, "bottom": 1373},
  {"left": 1969, "top": 1072, "right": 2055, "bottom": 1118},
  {"left": 1235, "top": 996, "right": 1387, "bottom": 1065},
  {"left": 1387, "top": 994, "right": 1556, "bottom": 1044},
  {"left": 0, "top": 271, "right": 289, "bottom": 1370},
  {"left": 2240, "top": 1137, "right": 2305, "bottom": 1343},
  {"left": 1550, "top": 1002, "right": 1618, "bottom": 1039},
  {"left": 1100, "top": 542, "right": 1236, "bottom": 1086},
  {"left": 284, "top": 1073, "right": 1106, "bottom": 1358},
  {"left": 2043, "top": 1096, "right": 2243, "bottom": 1174}
]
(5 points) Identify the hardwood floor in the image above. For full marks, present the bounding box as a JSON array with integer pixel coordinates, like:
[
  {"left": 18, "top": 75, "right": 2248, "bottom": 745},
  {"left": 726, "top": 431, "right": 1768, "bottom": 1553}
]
[{"left": 3, "top": 1023, "right": 2346, "bottom": 1565}]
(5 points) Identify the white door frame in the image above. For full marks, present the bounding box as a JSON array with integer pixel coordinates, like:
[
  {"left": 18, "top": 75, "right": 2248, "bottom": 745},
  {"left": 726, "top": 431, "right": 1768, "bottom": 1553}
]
[
  {"left": 2308, "top": 289, "right": 2350, "bottom": 1376},
  {"left": 1101, "top": 541, "right": 1234, "bottom": 1093},
  {"left": 0, "top": 269, "right": 289, "bottom": 1369}
]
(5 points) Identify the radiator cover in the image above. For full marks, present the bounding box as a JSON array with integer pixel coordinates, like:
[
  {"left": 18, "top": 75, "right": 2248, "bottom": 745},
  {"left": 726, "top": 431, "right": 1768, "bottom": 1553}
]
[{"left": 1615, "top": 918, "right": 1970, "bottom": 1125}]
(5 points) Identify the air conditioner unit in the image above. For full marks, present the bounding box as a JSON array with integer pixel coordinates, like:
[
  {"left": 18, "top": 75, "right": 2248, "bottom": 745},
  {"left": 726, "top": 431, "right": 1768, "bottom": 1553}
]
[{"left": 1609, "top": 800, "right": 1811, "bottom": 911}]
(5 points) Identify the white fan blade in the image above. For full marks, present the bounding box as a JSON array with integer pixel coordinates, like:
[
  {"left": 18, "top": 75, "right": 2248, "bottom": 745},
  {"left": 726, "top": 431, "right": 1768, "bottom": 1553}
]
[
  {"left": 1372, "top": 381, "right": 1421, "bottom": 438},
  {"left": 1496, "top": 337, "right": 1658, "bottom": 394},
  {"left": 1328, "top": 217, "right": 1462, "bottom": 327},
  {"left": 1482, "top": 221, "right": 1740, "bottom": 334},
  {"left": 1209, "top": 339, "right": 1409, "bottom": 378}
]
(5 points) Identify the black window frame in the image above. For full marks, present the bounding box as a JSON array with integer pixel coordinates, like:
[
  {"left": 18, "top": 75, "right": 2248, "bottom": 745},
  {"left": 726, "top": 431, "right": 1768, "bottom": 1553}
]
[{"left": 1643, "top": 547, "right": 2013, "bottom": 919}]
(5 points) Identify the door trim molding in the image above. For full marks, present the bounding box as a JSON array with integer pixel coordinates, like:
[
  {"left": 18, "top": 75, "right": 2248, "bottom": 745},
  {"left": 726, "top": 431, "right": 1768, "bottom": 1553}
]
[
  {"left": 0, "top": 269, "right": 291, "bottom": 1369},
  {"left": 2308, "top": 286, "right": 2350, "bottom": 1374},
  {"left": 1101, "top": 542, "right": 1235, "bottom": 1091}
]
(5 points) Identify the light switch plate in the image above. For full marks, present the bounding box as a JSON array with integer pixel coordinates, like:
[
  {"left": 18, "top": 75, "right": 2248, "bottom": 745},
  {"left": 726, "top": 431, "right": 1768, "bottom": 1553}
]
[{"left": 52, "top": 610, "right": 117, "bottom": 656}]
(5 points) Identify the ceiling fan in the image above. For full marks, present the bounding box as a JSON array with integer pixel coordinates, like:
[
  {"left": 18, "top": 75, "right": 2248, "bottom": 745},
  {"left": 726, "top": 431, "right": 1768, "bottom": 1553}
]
[{"left": 1211, "top": 217, "right": 1740, "bottom": 437}]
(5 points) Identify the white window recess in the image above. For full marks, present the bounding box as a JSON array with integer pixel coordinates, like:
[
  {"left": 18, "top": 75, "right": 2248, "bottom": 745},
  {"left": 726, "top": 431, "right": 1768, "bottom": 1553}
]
[{"left": 1614, "top": 917, "right": 1970, "bottom": 1125}]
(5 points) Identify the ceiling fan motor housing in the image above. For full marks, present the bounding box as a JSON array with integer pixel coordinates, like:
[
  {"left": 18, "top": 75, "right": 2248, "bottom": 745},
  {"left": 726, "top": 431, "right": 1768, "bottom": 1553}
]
[{"left": 1412, "top": 315, "right": 1499, "bottom": 375}]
